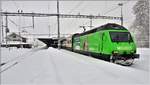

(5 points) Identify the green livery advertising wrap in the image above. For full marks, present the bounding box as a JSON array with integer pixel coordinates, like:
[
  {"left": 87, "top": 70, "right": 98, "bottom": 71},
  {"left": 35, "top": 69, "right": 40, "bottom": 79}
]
[{"left": 71, "top": 23, "right": 139, "bottom": 66}]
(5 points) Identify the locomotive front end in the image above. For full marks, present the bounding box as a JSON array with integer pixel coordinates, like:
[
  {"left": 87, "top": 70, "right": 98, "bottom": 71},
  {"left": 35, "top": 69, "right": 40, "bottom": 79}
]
[{"left": 109, "top": 31, "right": 139, "bottom": 66}]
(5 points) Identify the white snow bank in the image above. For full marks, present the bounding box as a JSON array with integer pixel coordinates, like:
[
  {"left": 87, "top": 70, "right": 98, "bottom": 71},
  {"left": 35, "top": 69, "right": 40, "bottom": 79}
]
[
  {"left": 1, "top": 47, "right": 30, "bottom": 63},
  {"left": 130, "top": 48, "right": 150, "bottom": 72}
]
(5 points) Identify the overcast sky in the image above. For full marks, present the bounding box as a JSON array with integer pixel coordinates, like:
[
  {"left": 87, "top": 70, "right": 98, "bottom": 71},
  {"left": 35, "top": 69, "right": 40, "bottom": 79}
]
[{"left": 2, "top": 0, "right": 137, "bottom": 37}]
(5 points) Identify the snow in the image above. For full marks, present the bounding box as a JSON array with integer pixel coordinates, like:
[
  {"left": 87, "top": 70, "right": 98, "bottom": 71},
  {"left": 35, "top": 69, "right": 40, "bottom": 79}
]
[
  {"left": 2, "top": 41, "right": 30, "bottom": 45},
  {"left": 1, "top": 47, "right": 150, "bottom": 85},
  {"left": 130, "top": 48, "right": 149, "bottom": 71}
]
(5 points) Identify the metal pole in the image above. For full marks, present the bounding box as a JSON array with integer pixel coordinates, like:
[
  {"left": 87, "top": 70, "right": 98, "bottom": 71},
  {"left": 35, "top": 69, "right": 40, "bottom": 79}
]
[
  {"left": 2, "top": 16, "right": 4, "bottom": 42},
  {"left": 18, "top": 10, "right": 21, "bottom": 48},
  {"left": 5, "top": 15, "right": 8, "bottom": 48},
  {"left": 48, "top": 4, "right": 51, "bottom": 37},
  {"left": 32, "top": 15, "right": 34, "bottom": 29},
  {"left": 48, "top": 25, "right": 50, "bottom": 37},
  {"left": 18, "top": 10, "right": 21, "bottom": 39},
  {"left": 0, "top": 0, "right": 2, "bottom": 66},
  {"left": 18, "top": 10, "right": 23, "bottom": 48},
  {"left": 121, "top": 5, "right": 123, "bottom": 26},
  {"left": 57, "top": 0, "right": 60, "bottom": 49},
  {"left": 0, "top": 0, "right": 2, "bottom": 47},
  {"left": 90, "top": 18, "right": 92, "bottom": 29},
  {"left": 118, "top": 3, "right": 123, "bottom": 26}
]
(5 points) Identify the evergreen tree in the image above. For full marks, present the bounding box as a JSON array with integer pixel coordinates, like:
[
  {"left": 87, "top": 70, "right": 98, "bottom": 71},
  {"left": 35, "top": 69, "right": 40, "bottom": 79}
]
[{"left": 130, "top": 0, "right": 149, "bottom": 47}]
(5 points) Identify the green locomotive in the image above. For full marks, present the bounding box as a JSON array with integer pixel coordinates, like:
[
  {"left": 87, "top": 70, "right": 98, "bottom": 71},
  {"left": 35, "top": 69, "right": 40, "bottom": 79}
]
[{"left": 62, "top": 23, "right": 139, "bottom": 65}]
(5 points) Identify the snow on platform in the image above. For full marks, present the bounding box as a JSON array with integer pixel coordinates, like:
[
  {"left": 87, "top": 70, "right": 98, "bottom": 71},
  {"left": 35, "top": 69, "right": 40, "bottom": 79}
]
[{"left": 1, "top": 47, "right": 150, "bottom": 85}]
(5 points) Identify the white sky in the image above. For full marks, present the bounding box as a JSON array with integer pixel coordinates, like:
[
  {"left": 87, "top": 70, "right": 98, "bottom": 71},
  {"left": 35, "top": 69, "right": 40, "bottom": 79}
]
[{"left": 2, "top": 1, "right": 137, "bottom": 37}]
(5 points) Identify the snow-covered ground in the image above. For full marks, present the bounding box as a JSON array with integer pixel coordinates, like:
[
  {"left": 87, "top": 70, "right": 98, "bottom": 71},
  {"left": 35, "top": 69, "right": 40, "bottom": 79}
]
[{"left": 1, "top": 47, "right": 150, "bottom": 85}]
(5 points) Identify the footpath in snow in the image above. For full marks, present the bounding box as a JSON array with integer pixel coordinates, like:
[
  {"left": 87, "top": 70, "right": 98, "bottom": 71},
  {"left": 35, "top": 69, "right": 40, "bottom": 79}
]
[{"left": 1, "top": 47, "right": 149, "bottom": 85}]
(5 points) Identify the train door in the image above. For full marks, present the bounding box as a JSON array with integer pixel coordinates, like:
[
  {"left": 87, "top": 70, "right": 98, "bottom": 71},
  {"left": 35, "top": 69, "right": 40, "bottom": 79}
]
[{"left": 102, "top": 33, "right": 109, "bottom": 54}]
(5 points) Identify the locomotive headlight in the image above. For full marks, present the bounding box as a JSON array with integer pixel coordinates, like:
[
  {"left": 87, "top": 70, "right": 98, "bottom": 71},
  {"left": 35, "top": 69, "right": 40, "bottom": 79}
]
[
  {"left": 117, "top": 47, "right": 121, "bottom": 50},
  {"left": 113, "top": 50, "right": 119, "bottom": 54},
  {"left": 131, "top": 50, "right": 136, "bottom": 53},
  {"left": 117, "top": 46, "right": 132, "bottom": 50},
  {"left": 131, "top": 50, "right": 134, "bottom": 53},
  {"left": 112, "top": 50, "right": 119, "bottom": 56}
]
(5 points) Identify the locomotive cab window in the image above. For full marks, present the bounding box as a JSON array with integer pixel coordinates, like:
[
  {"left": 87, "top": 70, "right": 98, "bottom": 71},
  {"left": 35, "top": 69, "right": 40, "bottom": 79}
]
[{"left": 109, "top": 32, "right": 133, "bottom": 42}]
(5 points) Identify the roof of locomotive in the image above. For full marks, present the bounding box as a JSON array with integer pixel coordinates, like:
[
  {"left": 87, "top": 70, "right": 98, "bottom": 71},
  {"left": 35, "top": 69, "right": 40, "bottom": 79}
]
[
  {"left": 73, "top": 23, "right": 128, "bottom": 37},
  {"left": 97, "top": 23, "right": 127, "bottom": 30}
]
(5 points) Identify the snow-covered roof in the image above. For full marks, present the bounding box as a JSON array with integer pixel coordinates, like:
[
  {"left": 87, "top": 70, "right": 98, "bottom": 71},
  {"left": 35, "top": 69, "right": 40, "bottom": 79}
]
[
  {"left": 7, "top": 32, "right": 27, "bottom": 39},
  {"left": 2, "top": 41, "right": 31, "bottom": 45}
]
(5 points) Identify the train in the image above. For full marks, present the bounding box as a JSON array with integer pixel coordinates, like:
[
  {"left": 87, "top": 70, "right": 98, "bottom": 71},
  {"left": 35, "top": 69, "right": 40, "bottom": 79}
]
[{"left": 60, "top": 23, "right": 139, "bottom": 66}]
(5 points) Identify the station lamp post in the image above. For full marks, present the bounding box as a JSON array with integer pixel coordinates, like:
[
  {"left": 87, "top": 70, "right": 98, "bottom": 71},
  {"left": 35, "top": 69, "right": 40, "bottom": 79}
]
[{"left": 118, "top": 3, "right": 123, "bottom": 26}]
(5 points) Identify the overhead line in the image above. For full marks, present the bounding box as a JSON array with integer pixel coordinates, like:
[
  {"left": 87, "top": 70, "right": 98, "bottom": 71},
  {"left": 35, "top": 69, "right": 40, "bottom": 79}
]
[
  {"left": 1, "top": 12, "right": 121, "bottom": 20},
  {"left": 67, "top": 1, "right": 85, "bottom": 35},
  {"left": 8, "top": 18, "right": 18, "bottom": 27},
  {"left": 81, "top": 1, "right": 131, "bottom": 32},
  {"left": 103, "top": 1, "right": 130, "bottom": 15},
  {"left": 11, "top": 0, "right": 20, "bottom": 11},
  {"left": 68, "top": 1, "right": 84, "bottom": 14}
]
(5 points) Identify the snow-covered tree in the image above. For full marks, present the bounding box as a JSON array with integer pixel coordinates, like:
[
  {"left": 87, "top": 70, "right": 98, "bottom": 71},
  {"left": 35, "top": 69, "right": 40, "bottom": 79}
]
[{"left": 130, "top": 0, "right": 149, "bottom": 47}]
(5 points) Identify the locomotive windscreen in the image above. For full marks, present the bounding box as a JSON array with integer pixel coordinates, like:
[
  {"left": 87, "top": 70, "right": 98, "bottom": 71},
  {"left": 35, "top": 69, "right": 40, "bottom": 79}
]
[{"left": 109, "top": 32, "right": 133, "bottom": 42}]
